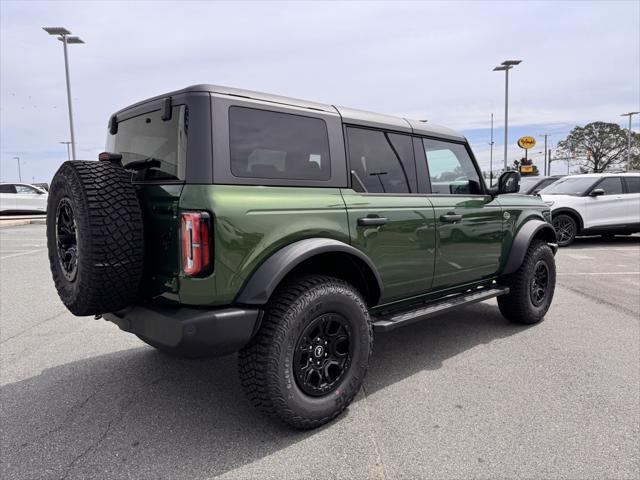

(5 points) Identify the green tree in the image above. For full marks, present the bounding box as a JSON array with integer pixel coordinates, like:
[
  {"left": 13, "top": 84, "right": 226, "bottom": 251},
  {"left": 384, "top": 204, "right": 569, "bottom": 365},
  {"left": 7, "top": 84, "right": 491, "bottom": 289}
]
[{"left": 556, "top": 122, "right": 639, "bottom": 172}]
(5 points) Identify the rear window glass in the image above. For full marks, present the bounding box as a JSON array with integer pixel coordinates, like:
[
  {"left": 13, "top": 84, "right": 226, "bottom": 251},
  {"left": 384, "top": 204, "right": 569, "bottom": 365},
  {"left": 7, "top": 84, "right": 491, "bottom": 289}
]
[
  {"left": 106, "top": 105, "right": 187, "bottom": 181},
  {"left": 594, "top": 177, "right": 623, "bottom": 195},
  {"left": 0, "top": 184, "right": 16, "bottom": 193},
  {"left": 229, "top": 107, "right": 331, "bottom": 181},
  {"left": 346, "top": 127, "right": 416, "bottom": 193}
]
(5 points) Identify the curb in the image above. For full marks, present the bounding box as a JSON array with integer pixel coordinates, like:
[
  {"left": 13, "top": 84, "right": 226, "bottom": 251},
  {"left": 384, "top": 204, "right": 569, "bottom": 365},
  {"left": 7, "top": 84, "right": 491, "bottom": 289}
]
[{"left": 0, "top": 219, "right": 47, "bottom": 229}]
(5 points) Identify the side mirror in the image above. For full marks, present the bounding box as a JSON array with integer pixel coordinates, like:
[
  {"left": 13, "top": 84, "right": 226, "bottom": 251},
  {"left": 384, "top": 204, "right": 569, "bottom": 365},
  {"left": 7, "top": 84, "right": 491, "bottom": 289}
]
[
  {"left": 494, "top": 171, "right": 521, "bottom": 195},
  {"left": 590, "top": 188, "right": 605, "bottom": 197}
]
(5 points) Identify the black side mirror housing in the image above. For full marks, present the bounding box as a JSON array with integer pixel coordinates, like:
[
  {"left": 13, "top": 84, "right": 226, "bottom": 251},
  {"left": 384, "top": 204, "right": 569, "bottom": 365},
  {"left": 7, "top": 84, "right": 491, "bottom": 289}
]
[
  {"left": 590, "top": 188, "right": 605, "bottom": 197},
  {"left": 491, "top": 171, "right": 521, "bottom": 195}
]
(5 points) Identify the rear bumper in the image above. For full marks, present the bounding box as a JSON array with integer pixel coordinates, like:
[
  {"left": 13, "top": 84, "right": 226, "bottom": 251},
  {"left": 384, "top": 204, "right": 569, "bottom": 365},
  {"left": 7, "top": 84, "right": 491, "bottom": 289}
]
[{"left": 103, "top": 305, "right": 262, "bottom": 356}]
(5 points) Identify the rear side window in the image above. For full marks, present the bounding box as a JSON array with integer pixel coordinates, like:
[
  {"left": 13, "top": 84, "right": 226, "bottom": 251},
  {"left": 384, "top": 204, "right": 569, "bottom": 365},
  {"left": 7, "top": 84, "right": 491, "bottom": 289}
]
[
  {"left": 346, "top": 127, "right": 416, "bottom": 193},
  {"left": 229, "top": 107, "right": 331, "bottom": 181},
  {"left": 15, "top": 185, "right": 39, "bottom": 194},
  {"left": 106, "top": 105, "right": 188, "bottom": 181},
  {"left": 0, "top": 184, "right": 16, "bottom": 194},
  {"left": 594, "top": 177, "right": 623, "bottom": 195},
  {"left": 624, "top": 176, "right": 640, "bottom": 193},
  {"left": 422, "top": 139, "right": 482, "bottom": 195}
]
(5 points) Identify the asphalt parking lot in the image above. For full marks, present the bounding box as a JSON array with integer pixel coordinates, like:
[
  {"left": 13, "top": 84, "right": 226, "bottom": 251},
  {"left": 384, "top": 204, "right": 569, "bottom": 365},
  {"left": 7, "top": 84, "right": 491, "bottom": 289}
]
[{"left": 1, "top": 224, "right": 638, "bottom": 480}]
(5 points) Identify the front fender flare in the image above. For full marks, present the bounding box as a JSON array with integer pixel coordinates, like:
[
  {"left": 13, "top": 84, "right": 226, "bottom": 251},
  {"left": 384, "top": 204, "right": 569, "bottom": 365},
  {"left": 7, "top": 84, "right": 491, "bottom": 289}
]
[
  {"left": 235, "top": 238, "right": 383, "bottom": 305},
  {"left": 502, "top": 220, "right": 557, "bottom": 276}
]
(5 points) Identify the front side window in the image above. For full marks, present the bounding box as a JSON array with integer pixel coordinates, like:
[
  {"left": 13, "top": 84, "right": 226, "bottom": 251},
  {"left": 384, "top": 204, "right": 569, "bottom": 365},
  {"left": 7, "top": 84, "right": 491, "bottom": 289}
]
[
  {"left": 423, "top": 139, "right": 481, "bottom": 195},
  {"left": 347, "top": 127, "right": 415, "bottom": 193},
  {"left": 15, "top": 185, "right": 39, "bottom": 194},
  {"left": 229, "top": 107, "right": 331, "bottom": 181},
  {"left": 106, "top": 105, "right": 187, "bottom": 181},
  {"left": 593, "top": 177, "right": 623, "bottom": 195}
]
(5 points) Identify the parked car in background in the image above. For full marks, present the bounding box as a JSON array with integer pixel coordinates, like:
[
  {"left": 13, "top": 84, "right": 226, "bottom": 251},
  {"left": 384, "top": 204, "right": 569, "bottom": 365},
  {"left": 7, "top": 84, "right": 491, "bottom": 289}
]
[
  {"left": 539, "top": 173, "right": 640, "bottom": 246},
  {"left": 32, "top": 182, "right": 50, "bottom": 192},
  {"left": 518, "top": 175, "right": 565, "bottom": 195},
  {"left": 0, "top": 183, "right": 48, "bottom": 214}
]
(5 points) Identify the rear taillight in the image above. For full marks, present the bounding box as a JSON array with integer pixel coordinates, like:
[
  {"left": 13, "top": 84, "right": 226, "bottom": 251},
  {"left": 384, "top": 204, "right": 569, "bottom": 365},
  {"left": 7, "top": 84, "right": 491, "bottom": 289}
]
[{"left": 181, "top": 211, "right": 212, "bottom": 277}]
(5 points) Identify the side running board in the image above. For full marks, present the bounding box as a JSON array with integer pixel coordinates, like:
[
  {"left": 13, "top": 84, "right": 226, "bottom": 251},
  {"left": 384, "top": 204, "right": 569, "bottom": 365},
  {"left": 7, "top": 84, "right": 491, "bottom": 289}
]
[{"left": 371, "top": 286, "right": 509, "bottom": 332}]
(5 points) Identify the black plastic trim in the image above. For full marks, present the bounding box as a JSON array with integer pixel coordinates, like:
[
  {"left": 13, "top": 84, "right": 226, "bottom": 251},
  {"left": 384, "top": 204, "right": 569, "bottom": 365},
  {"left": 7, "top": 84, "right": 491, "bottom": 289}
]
[
  {"left": 502, "top": 220, "right": 557, "bottom": 275},
  {"left": 103, "top": 305, "right": 262, "bottom": 356},
  {"left": 235, "top": 238, "right": 384, "bottom": 305}
]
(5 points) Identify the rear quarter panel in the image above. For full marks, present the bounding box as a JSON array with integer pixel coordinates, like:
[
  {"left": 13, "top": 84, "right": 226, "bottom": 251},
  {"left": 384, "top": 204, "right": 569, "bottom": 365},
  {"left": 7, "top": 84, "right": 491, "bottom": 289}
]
[{"left": 178, "top": 185, "right": 350, "bottom": 306}]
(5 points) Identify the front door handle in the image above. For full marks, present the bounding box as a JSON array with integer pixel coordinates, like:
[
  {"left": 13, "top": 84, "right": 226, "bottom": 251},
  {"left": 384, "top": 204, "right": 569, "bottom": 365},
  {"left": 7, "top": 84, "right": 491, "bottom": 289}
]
[
  {"left": 358, "top": 215, "right": 388, "bottom": 226},
  {"left": 440, "top": 213, "right": 463, "bottom": 223}
]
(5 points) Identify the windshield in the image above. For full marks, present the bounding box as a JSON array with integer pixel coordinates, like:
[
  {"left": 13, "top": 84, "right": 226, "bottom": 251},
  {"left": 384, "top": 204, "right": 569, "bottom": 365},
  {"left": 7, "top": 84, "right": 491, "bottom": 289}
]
[
  {"left": 106, "top": 105, "right": 187, "bottom": 181},
  {"left": 518, "top": 177, "right": 541, "bottom": 194},
  {"left": 540, "top": 177, "right": 596, "bottom": 196}
]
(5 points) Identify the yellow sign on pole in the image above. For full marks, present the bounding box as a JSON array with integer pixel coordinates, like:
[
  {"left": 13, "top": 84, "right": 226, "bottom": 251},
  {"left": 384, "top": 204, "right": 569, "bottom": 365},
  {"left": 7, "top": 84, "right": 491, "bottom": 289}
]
[
  {"left": 517, "top": 136, "right": 536, "bottom": 149},
  {"left": 520, "top": 165, "right": 534, "bottom": 173}
]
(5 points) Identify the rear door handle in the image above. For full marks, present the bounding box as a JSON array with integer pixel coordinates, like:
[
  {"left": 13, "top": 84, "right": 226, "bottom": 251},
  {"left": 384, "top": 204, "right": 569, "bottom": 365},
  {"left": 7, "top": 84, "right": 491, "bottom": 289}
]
[
  {"left": 440, "top": 213, "right": 463, "bottom": 223},
  {"left": 358, "top": 216, "right": 388, "bottom": 226}
]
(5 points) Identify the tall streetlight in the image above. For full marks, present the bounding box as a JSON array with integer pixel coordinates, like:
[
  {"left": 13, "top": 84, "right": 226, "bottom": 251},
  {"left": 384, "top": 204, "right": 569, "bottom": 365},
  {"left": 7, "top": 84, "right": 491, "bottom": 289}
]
[
  {"left": 59, "top": 141, "right": 72, "bottom": 161},
  {"left": 13, "top": 157, "right": 22, "bottom": 182},
  {"left": 493, "top": 60, "right": 522, "bottom": 171},
  {"left": 43, "top": 27, "right": 84, "bottom": 161},
  {"left": 620, "top": 112, "right": 639, "bottom": 165}
]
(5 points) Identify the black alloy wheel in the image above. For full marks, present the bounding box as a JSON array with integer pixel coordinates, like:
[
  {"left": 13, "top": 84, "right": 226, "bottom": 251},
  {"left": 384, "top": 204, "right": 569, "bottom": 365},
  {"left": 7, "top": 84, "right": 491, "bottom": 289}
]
[
  {"left": 56, "top": 197, "right": 78, "bottom": 282},
  {"left": 530, "top": 260, "right": 549, "bottom": 307},
  {"left": 293, "top": 313, "right": 353, "bottom": 396},
  {"left": 553, "top": 215, "right": 576, "bottom": 246}
]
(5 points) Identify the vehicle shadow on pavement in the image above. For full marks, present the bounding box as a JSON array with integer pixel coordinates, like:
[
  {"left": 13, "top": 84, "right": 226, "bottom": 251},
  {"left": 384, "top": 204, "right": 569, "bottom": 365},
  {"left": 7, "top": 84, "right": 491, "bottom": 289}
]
[
  {"left": 1, "top": 303, "right": 526, "bottom": 479},
  {"left": 567, "top": 234, "right": 640, "bottom": 248}
]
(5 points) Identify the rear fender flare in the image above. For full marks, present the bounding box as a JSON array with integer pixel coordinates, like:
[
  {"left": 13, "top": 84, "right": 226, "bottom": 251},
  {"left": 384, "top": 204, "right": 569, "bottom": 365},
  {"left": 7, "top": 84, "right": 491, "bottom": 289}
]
[
  {"left": 502, "top": 220, "right": 557, "bottom": 276},
  {"left": 235, "top": 238, "right": 383, "bottom": 305}
]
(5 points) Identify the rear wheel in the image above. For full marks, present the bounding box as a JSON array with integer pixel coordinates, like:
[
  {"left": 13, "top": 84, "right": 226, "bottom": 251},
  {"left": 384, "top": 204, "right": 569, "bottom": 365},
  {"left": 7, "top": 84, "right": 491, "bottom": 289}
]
[
  {"left": 238, "top": 274, "right": 372, "bottom": 429},
  {"left": 498, "top": 240, "right": 556, "bottom": 324},
  {"left": 552, "top": 214, "right": 577, "bottom": 247},
  {"left": 46, "top": 161, "right": 144, "bottom": 316}
]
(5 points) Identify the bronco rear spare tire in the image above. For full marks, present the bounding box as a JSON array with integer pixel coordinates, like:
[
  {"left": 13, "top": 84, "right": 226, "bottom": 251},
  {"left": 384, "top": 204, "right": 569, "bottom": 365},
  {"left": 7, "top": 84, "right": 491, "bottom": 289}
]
[{"left": 47, "top": 161, "right": 144, "bottom": 316}]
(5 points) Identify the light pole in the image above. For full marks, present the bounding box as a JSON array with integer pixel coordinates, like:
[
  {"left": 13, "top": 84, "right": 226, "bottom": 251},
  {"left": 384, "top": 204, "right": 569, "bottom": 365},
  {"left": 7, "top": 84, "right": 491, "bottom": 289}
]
[
  {"left": 493, "top": 60, "right": 522, "bottom": 171},
  {"left": 539, "top": 133, "right": 550, "bottom": 175},
  {"left": 489, "top": 113, "right": 494, "bottom": 186},
  {"left": 43, "top": 27, "right": 84, "bottom": 161},
  {"left": 13, "top": 157, "right": 22, "bottom": 182},
  {"left": 59, "top": 141, "right": 72, "bottom": 161},
  {"left": 620, "top": 112, "right": 639, "bottom": 165}
]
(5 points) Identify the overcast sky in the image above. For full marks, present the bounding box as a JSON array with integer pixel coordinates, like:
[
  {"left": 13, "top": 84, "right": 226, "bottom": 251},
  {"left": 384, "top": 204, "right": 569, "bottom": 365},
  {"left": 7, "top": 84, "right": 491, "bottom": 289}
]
[{"left": 1, "top": 0, "right": 639, "bottom": 183}]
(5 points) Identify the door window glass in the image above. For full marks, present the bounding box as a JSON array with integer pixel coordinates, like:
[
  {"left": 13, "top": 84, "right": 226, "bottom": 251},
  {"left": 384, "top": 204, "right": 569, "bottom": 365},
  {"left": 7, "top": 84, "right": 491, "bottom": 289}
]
[
  {"left": 0, "top": 184, "right": 16, "bottom": 194},
  {"left": 347, "top": 127, "right": 416, "bottom": 193},
  {"left": 15, "top": 185, "right": 39, "bottom": 194},
  {"left": 594, "top": 177, "right": 623, "bottom": 195},
  {"left": 229, "top": 106, "right": 331, "bottom": 181},
  {"left": 423, "top": 139, "right": 482, "bottom": 194},
  {"left": 624, "top": 176, "right": 640, "bottom": 193}
]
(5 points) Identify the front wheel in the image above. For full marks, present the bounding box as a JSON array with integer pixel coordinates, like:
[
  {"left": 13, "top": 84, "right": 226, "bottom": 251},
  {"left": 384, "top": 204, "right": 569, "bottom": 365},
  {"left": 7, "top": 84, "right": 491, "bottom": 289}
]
[
  {"left": 552, "top": 214, "right": 577, "bottom": 247},
  {"left": 238, "top": 274, "right": 372, "bottom": 429},
  {"left": 498, "top": 240, "right": 556, "bottom": 324}
]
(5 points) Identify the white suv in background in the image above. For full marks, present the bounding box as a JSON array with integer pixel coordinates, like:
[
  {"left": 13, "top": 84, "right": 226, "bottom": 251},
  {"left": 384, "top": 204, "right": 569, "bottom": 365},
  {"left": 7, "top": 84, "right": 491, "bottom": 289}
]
[
  {"left": 0, "top": 183, "right": 48, "bottom": 214},
  {"left": 539, "top": 172, "right": 640, "bottom": 246}
]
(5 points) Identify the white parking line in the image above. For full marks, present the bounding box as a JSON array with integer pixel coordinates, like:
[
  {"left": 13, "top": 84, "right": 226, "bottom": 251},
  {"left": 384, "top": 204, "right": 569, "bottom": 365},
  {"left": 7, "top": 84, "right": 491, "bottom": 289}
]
[
  {"left": 0, "top": 249, "right": 45, "bottom": 260},
  {"left": 557, "top": 272, "right": 640, "bottom": 276}
]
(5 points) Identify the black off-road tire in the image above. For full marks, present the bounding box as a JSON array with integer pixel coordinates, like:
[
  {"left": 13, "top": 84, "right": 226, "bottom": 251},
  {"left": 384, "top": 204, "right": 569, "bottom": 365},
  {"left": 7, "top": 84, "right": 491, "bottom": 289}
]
[
  {"left": 552, "top": 213, "right": 577, "bottom": 247},
  {"left": 47, "top": 161, "right": 144, "bottom": 316},
  {"left": 238, "top": 274, "right": 372, "bottom": 429},
  {"left": 498, "top": 240, "right": 556, "bottom": 325}
]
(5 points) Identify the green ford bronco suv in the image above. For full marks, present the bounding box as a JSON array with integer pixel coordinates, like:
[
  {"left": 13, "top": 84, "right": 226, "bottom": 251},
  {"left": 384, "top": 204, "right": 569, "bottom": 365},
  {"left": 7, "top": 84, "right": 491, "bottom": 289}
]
[{"left": 47, "top": 85, "right": 557, "bottom": 429}]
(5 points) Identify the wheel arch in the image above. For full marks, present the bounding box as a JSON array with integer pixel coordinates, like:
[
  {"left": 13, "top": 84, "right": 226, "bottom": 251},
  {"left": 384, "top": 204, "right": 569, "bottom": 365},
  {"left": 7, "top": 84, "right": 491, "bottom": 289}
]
[
  {"left": 502, "top": 220, "right": 557, "bottom": 276},
  {"left": 235, "top": 238, "right": 383, "bottom": 307},
  {"left": 552, "top": 207, "right": 584, "bottom": 233}
]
